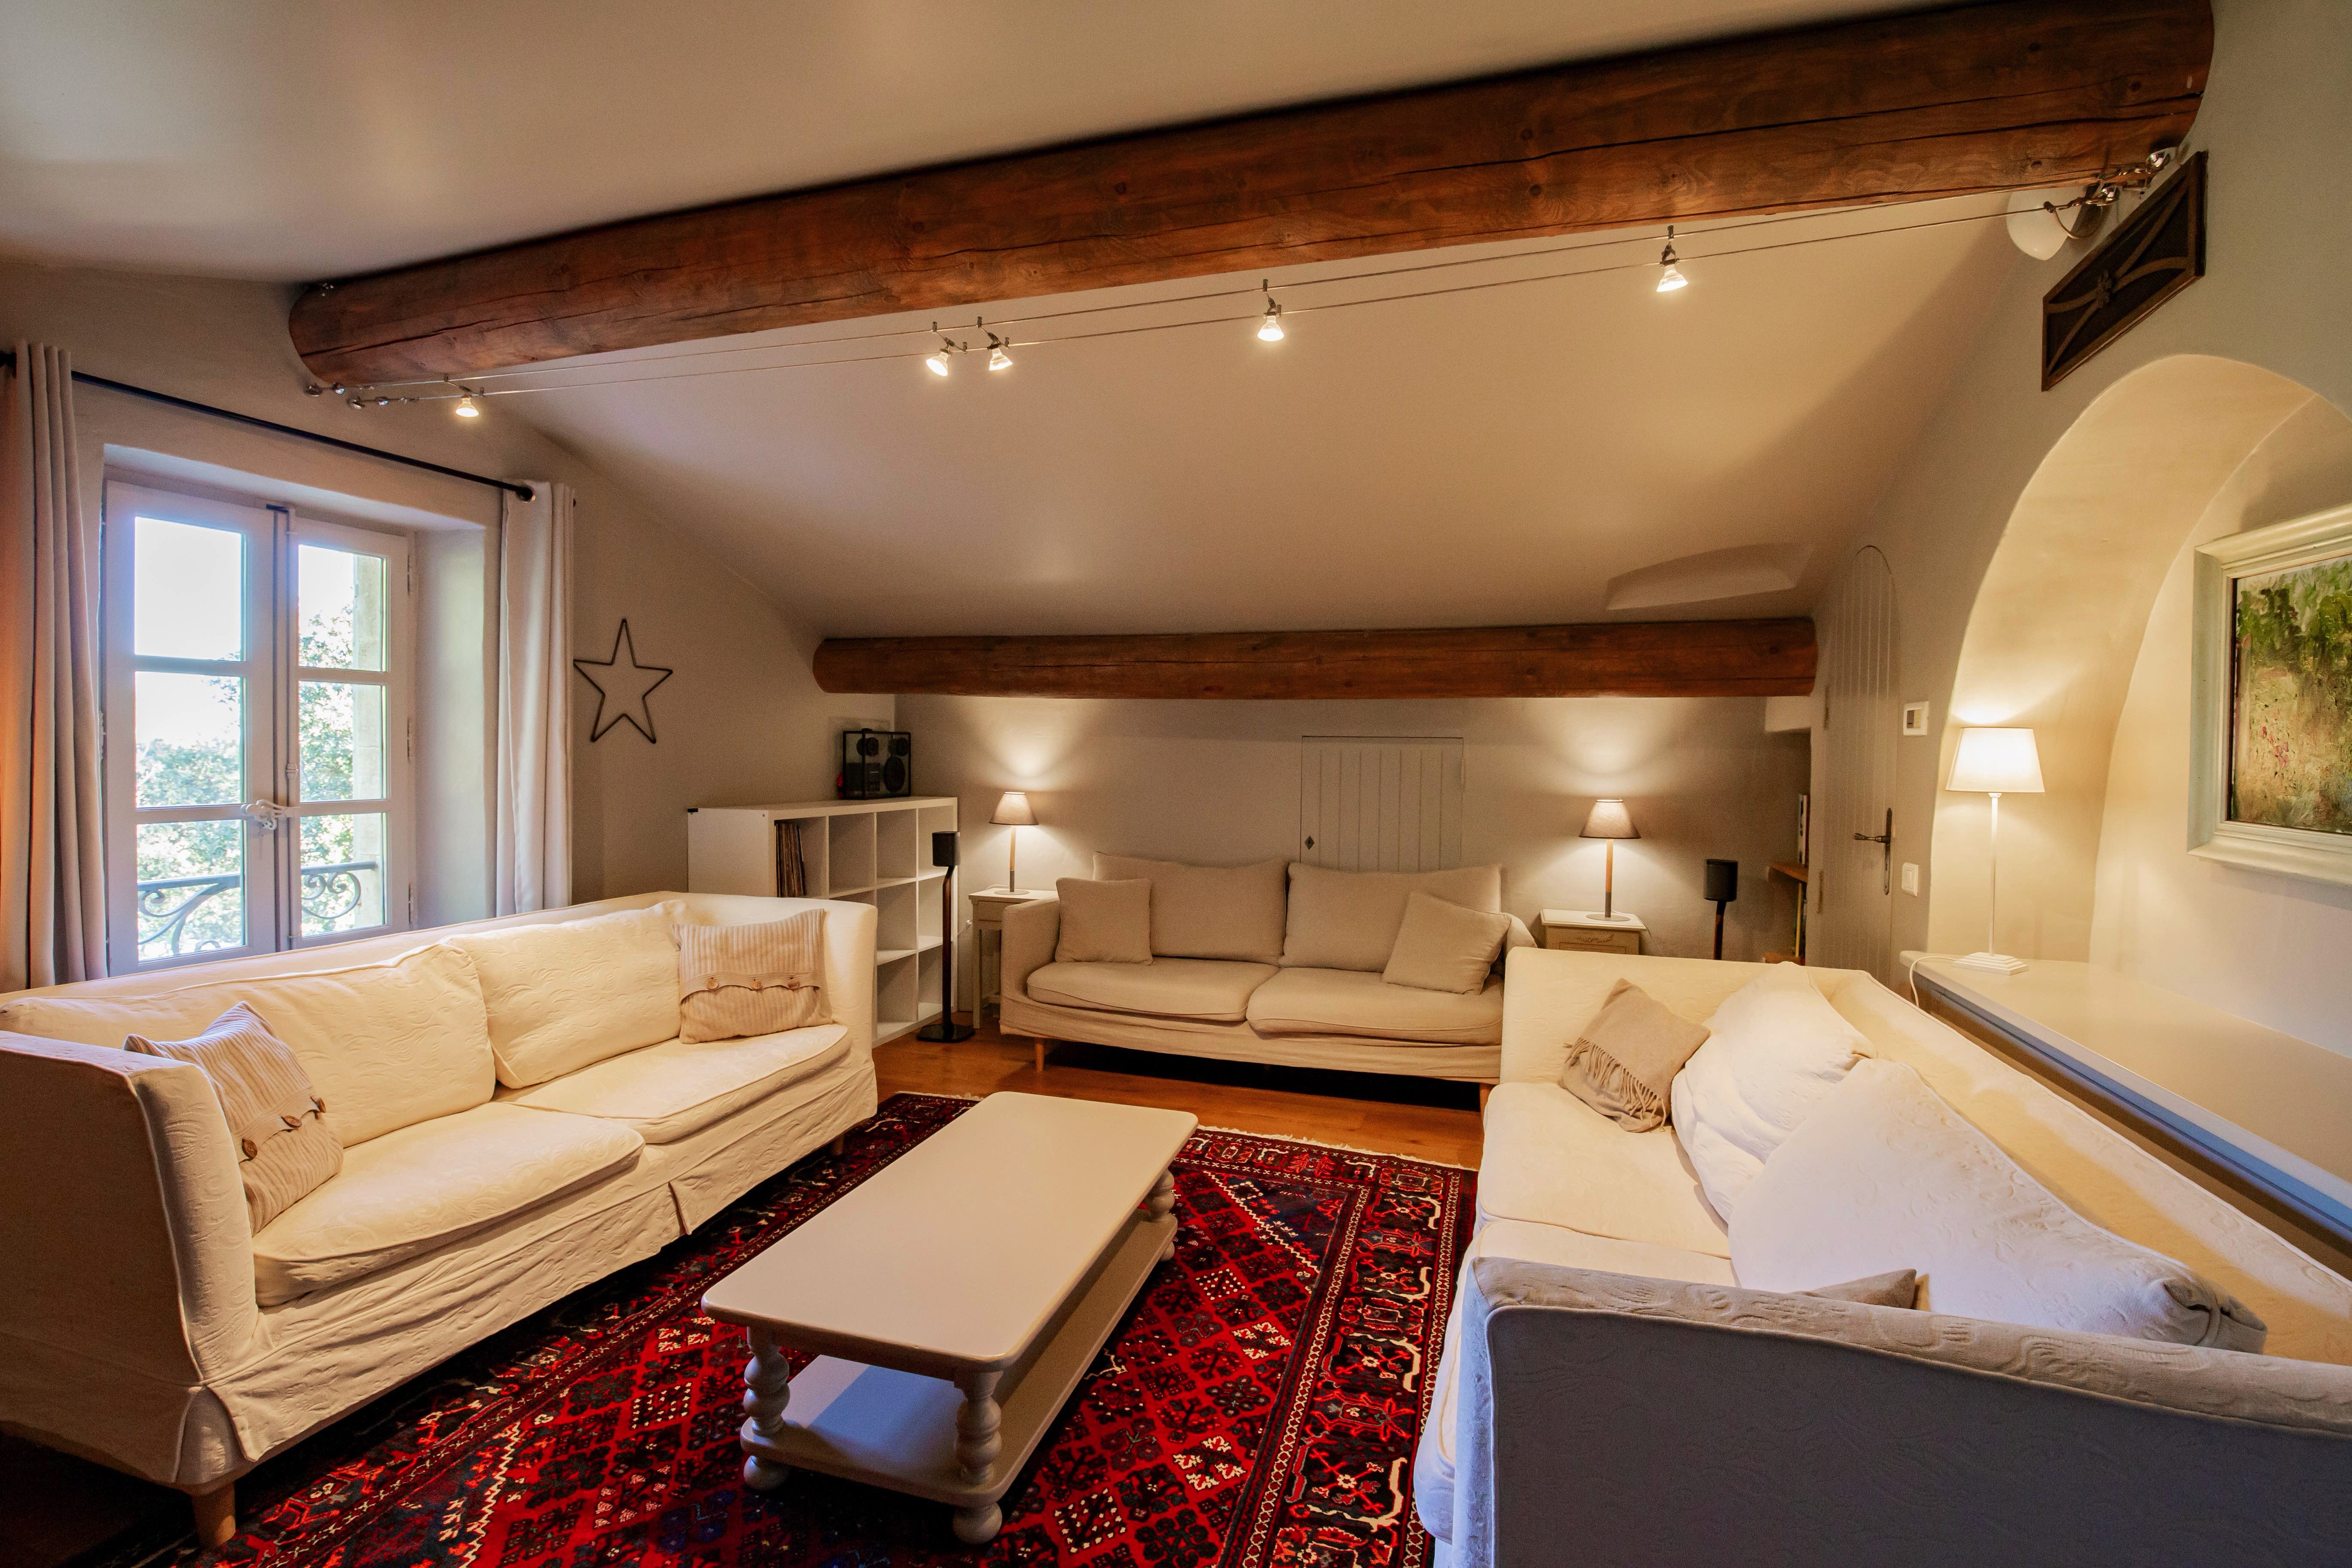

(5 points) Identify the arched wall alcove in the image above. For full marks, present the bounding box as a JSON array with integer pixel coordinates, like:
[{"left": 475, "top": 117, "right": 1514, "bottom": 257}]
[{"left": 1927, "top": 353, "right": 2345, "bottom": 1010}]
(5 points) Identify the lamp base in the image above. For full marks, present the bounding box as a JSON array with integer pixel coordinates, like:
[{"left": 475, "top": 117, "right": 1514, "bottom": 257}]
[
  {"left": 917, "top": 1018, "right": 977, "bottom": 1042},
  {"left": 1951, "top": 950, "right": 2029, "bottom": 975}
]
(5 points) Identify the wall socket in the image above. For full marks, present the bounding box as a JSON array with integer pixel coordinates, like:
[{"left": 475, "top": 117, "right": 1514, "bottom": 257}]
[
  {"left": 1902, "top": 701, "right": 1930, "bottom": 736},
  {"left": 1900, "top": 862, "right": 1921, "bottom": 896}
]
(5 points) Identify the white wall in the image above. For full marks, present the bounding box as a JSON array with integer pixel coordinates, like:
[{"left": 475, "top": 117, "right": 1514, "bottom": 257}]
[
  {"left": 2090, "top": 399, "right": 2352, "bottom": 1048},
  {"left": 0, "top": 259, "right": 883, "bottom": 921},
  {"left": 903, "top": 693, "right": 1809, "bottom": 1003},
  {"left": 1835, "top": 0, "right": 2352, "bottom": 982}
]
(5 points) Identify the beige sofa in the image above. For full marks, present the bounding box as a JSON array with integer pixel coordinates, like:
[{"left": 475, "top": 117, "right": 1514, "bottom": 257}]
[
  {"left": 1418, "top": 949, "right": 2352, "bottom": 1565},
  {"left": 0, "top": 891, "right": 877, "bottom": 1544},
  {"left": 999, "top": 857, "right": 1534, "bottom": 1081}
]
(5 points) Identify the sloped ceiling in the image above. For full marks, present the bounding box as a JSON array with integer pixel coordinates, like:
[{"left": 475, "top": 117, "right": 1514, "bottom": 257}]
[{"left": 1, "top": 0, "right": 2015, "bottom": 640}]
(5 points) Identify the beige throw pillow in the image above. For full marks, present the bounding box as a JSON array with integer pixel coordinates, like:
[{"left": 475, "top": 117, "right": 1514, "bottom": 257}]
[
  {"left": 677, "top": 912, "right": 829, "bottom": 1043},
  {"left": 126, "top": 1002, "right": 343, "bottom": 1233},
  {"left": 1093, "top": 853, "right": 1288, "bottom": 963},
  {"left": 1559, "top": 979, "right": 1712, "bottom": 1131},
  {"left": 1280, "top": 862, "right": 1503, "bottom": 972},
  {"left": 1382, "top": 891, "right": 1512, "bottom": 994},
  {"left": 1801, "top": 1269, "right": 1919, "bottom": 1309},
  {"left": 1054, "top": 878, "right": 1154, "bottom": 964}
]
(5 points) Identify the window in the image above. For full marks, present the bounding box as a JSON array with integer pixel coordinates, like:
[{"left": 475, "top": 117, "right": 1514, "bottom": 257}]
[{"left": 103, "top": 482, "right": 414, "bottom": 970}]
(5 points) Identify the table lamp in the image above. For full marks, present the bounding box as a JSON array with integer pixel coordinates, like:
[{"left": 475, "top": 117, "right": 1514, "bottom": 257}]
[
  {"left": 992, "top": 791, "right": 1037, "bottom": 892},
  {"left": 1947, "top": 727, "right": 2043, "bottom": 974},
  {"left": 1581, "top": 799, "right": 1639, "bottom": 921}
]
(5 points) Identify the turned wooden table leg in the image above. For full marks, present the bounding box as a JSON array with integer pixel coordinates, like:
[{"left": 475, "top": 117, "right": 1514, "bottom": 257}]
[
  {"left": 950, "top": 1368, "right": 1004, "bottom": 1543},
  {"left": 740, "top": 1324, "right": 793, "bottom": 1491},
  {"left": 190, "top": 1482, "right": 235, "bottom": 1548},
  {"left": 1145, "top": 1167, "right": 1178, "bottom": 1259}
]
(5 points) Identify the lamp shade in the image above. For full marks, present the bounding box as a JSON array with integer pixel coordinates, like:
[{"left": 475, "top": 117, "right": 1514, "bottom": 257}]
[
  {"left": 1947, "top": 728, "right": 2044, "bottom": 793},
  {"left": 1580, "top": 798, "right": 1638, "bottom": 839},
  {"left": 991, "top": 790, "right": 1038, "bottom": 827}
]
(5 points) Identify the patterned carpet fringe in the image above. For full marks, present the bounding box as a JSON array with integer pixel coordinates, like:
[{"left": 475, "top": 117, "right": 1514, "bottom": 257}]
[{"left": 200, "top": 1093, "right": 1476, "bottom": 1568}]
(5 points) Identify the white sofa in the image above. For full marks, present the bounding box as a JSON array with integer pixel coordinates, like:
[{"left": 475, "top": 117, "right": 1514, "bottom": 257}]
[
  {"left": 999, "top": 857, "right": 1534, "bottom": 1081},
  {"left": 1418, "top": 949, "right": 2352, "bottom": 1565},
  {"left": 0, "top": 891, "right": 877, "bottom": 1544}
]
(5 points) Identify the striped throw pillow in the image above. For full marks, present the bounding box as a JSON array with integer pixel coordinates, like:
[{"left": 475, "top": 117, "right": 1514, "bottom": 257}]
[
  {"left": 677, "top": 913, "right": 829, "bottom": 1043},
  {"left": 126, "top": 1002, "right": 343, "bottom": 1233}
]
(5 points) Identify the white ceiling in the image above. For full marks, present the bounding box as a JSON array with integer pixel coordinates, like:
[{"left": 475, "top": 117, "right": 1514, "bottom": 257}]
[
  {"left": 3, "top": 0, "right": 1914, "bottom": 281},
  {"left": 4, "top": 0, "right": 2018, "bottom": 643}
]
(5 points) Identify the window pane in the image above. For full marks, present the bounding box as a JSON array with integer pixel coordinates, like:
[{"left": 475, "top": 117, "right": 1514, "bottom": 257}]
[
  {"left": 135, "top": 671, "right": 244, "bottom": 807},
  {"left": 300, "top": 813, "right": 386, "bottom": 937},
  {"left": 299, "top": 543, "right": 386, "bottom": 672},
  {"left": 136, "top": 820, "right": 245, "bottom": 959},
  {"left": 135, "top": 517, "right": 243, "bottom": 661},
  {"left": 299, "top": 680, "right": 387, "bottom": 801}
]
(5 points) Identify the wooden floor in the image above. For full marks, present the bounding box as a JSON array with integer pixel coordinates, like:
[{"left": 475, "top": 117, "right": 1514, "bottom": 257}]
[
  {"left": 880, "top": 1016, "right": 1485, "bottom": 1169},
  {"left": 0, "top": 1017, "right": 1482, "bottom": 1568}
]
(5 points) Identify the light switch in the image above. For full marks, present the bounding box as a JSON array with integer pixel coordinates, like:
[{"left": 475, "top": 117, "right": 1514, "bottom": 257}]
[{"left": 1900, "top": 862, "right": 1920, "bottom": 895}]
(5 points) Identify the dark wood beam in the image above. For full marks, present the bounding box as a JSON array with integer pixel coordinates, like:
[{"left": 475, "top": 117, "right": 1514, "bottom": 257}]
[
  {"left": 290, "top": 0, "right": 2210, "bottom": 384},
  {"left": 812, "top": 620, "right": 1816, "bottom": 700}
]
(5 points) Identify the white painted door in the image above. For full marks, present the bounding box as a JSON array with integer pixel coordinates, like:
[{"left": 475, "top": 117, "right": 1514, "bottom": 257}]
[
  {"left": 1814, "top": 548, "right": 1898, "bottom": 977},
  {"left": 1298, "top": 737, "right": 1464, "bottom": 871}
]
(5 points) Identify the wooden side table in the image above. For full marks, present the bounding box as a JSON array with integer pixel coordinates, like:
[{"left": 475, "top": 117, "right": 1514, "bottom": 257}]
[
  {"left": 1539, "top": 909, "right": 1647, "bottom": 956},
  {"left": 970, "top": 888, "right": 1043, "bottom": 1027}
]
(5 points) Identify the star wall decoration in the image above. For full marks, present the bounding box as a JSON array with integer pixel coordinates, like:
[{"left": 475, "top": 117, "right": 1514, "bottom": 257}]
[{"left": 573, "top": 619, "right": 674, "bottom": 743}]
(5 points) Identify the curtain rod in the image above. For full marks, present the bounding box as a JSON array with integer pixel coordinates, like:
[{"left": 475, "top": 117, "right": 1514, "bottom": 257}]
[{"left": 0, "top": 347, "right": 533, "bottom": 502}]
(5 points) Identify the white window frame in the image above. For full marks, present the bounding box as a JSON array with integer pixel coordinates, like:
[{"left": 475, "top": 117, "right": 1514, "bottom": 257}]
[{"left": 102, "top": 480, "right": 416, "bottom": 972}]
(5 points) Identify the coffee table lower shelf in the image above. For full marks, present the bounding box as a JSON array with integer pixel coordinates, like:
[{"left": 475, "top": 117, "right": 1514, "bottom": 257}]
[{"left": 738, "top": 1207, "right": 1176, "bottom": 1543}]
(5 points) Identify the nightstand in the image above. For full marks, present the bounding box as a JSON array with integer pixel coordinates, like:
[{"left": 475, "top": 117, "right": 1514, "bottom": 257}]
[
  {"left": 969, "top": 888, "right": 1044, "bottom": 1023},
  {"left": 1539, "top": 909, "right": 1647, "bottom": 956}
]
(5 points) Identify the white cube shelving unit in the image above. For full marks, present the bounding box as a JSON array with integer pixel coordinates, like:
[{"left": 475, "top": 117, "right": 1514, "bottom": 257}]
[{"left": 686, "top": 796, "right": 959, "bottom": 1045}]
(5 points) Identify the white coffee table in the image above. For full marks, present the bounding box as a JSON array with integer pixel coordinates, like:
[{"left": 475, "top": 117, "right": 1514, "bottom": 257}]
[{"left": 700, "top": 1092, "right": 1197, "bottom": 1544}]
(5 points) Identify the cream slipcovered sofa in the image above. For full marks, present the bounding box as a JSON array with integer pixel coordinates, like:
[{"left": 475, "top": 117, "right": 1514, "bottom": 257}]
[
  {"left": 1416, "top": 949, "right": 2352, "bottom": 1565},
  {"left": 1000, "top": 856, "right": 1534, "bottom": 1080},
  {"left": 0, "top": 891, "right": 876, "bottom": 1544}
]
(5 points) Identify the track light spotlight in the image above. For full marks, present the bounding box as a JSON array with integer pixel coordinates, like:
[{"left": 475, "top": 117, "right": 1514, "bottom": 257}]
[
  {"left": 986, "top": 332, "right": 1013, "bottom": 371},
  {"left": 924, "top": 323, "right": 956, "bottom": 376},
  {"left": 454, "top": 392, "right": 481, "bottom": 418},
  {"left": 1656, "top": 226, "right": 1688, "bottom": 293},
  {"left": 1257, "top": 279, "right": 1285, "bottom": 342}
]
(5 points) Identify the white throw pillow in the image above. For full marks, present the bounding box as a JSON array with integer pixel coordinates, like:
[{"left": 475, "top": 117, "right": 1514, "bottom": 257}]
[
  {"left": 449, "top": 903, "right": 684, "bottom": 1087},
  {"left": 1669, "top": 964, "right": 1870, "bottom": 1220},
  {"left": 1054, "top": 878, "right": 1154, "bottom": 964},
  {"left": 1093, "top": 854, "right": 1288, "bottom": 963},
  {"left": 1382, "top": 891, "right": 1513, "bottom": 994},
  {"left": 1733, "top": 1060, "right": 2268, "bottom": 1351}
]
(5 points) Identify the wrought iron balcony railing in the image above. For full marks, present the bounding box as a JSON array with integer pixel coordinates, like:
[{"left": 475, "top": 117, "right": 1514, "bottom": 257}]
[{"left": 136, "top": 860, "right": 380, "bottom": 959}]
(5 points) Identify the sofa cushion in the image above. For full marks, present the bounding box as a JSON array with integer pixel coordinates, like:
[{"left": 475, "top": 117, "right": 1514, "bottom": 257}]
[
  {"left": 1280, "top": 862, "right": 1502, "bottom": 972},
  {"left": 677, "top": 911, "right": 829, "bottom": 1043},
  {"left": 1027, "top": 959, "right": 1275, "bottom": 1022},
  {"left": 1670, "top": 963, "right": 1871, "bottom": 1221},
  {"left": 1477, "top": 1081, "right": 1731, "bottom": 1258},
  {"left": 1733, "top": 1060, "right": 2268, "bottom": 1351},
  {"left": 1559, "top": 978, "right": 1711, "bottom": 1131},
  {"left": 448, "top": 903, "right": 682, "bottom": 1087},
  {"left": 1415, "top": 1217, "right": 1732, "bottom": 1544},
  {"left": 250, "top": 1101, "right": 642, "bottom": 1305},
  {"left": 1382, "top": 891, "right": 1512, "bottom": 994},
  {"left": 1095, "top": 853, "right": 1288, "bottom": 964},
  {"left": 1245, "top": 966, "right": 1504, "bottom": 1045},
  {"left": 502, "top": 1022, "right": 850, "bottom": 1143},
  {"left": 125, "top": 1003, "right": 341, "bottom": 1233},
  {"left": 1054, "top": 878, "right": 1155, "bottom": 965},
  {"left": 0, "top": 942, "right": 491, "bottom": 1146}
]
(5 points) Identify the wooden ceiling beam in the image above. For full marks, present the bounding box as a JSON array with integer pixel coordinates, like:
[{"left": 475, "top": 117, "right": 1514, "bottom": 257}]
[
  {"left": 289, "top": 0, "right": 2210, "bottom": 385},
  {"left": 811, "top": 620, "right": 1817, "bottom": 700}
]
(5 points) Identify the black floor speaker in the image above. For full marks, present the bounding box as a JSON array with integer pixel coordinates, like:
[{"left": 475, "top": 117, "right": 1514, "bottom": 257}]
[{"left": 918, "top": 830, "right": 976, "bottom": 1042}]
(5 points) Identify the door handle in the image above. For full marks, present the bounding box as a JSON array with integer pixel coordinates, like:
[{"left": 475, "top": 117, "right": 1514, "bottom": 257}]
[{"left": 1853, "top": 808, "right": 1893, "bottom": 894}]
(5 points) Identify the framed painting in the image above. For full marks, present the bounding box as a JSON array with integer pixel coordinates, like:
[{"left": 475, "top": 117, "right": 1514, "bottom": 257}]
[{"left": 2191, "top": 502, "right": 2352, "bottom": 887}]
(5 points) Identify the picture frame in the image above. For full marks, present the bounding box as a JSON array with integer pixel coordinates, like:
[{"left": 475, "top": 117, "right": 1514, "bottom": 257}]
[{"left": 2190, "top": 502, "right": 2352, "bottom": 887}]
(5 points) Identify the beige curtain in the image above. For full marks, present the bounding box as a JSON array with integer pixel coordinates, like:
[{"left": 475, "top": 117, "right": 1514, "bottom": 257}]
[
  {"left": 494, "top": 481, "right": 573, "bottom": 914},
  {"left": 0, "top": 344, "right": 106, "bottom": 989}
]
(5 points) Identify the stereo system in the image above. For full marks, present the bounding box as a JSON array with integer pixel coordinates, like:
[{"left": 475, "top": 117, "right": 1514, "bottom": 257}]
[{"left": 838, "top": 728, "right": 913, "bottom": 799}]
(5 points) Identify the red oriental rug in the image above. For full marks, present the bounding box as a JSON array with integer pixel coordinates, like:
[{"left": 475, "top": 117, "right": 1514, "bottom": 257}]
[{"left": 200, "top": 1093, "right": 1474, "bottom": 1568}]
